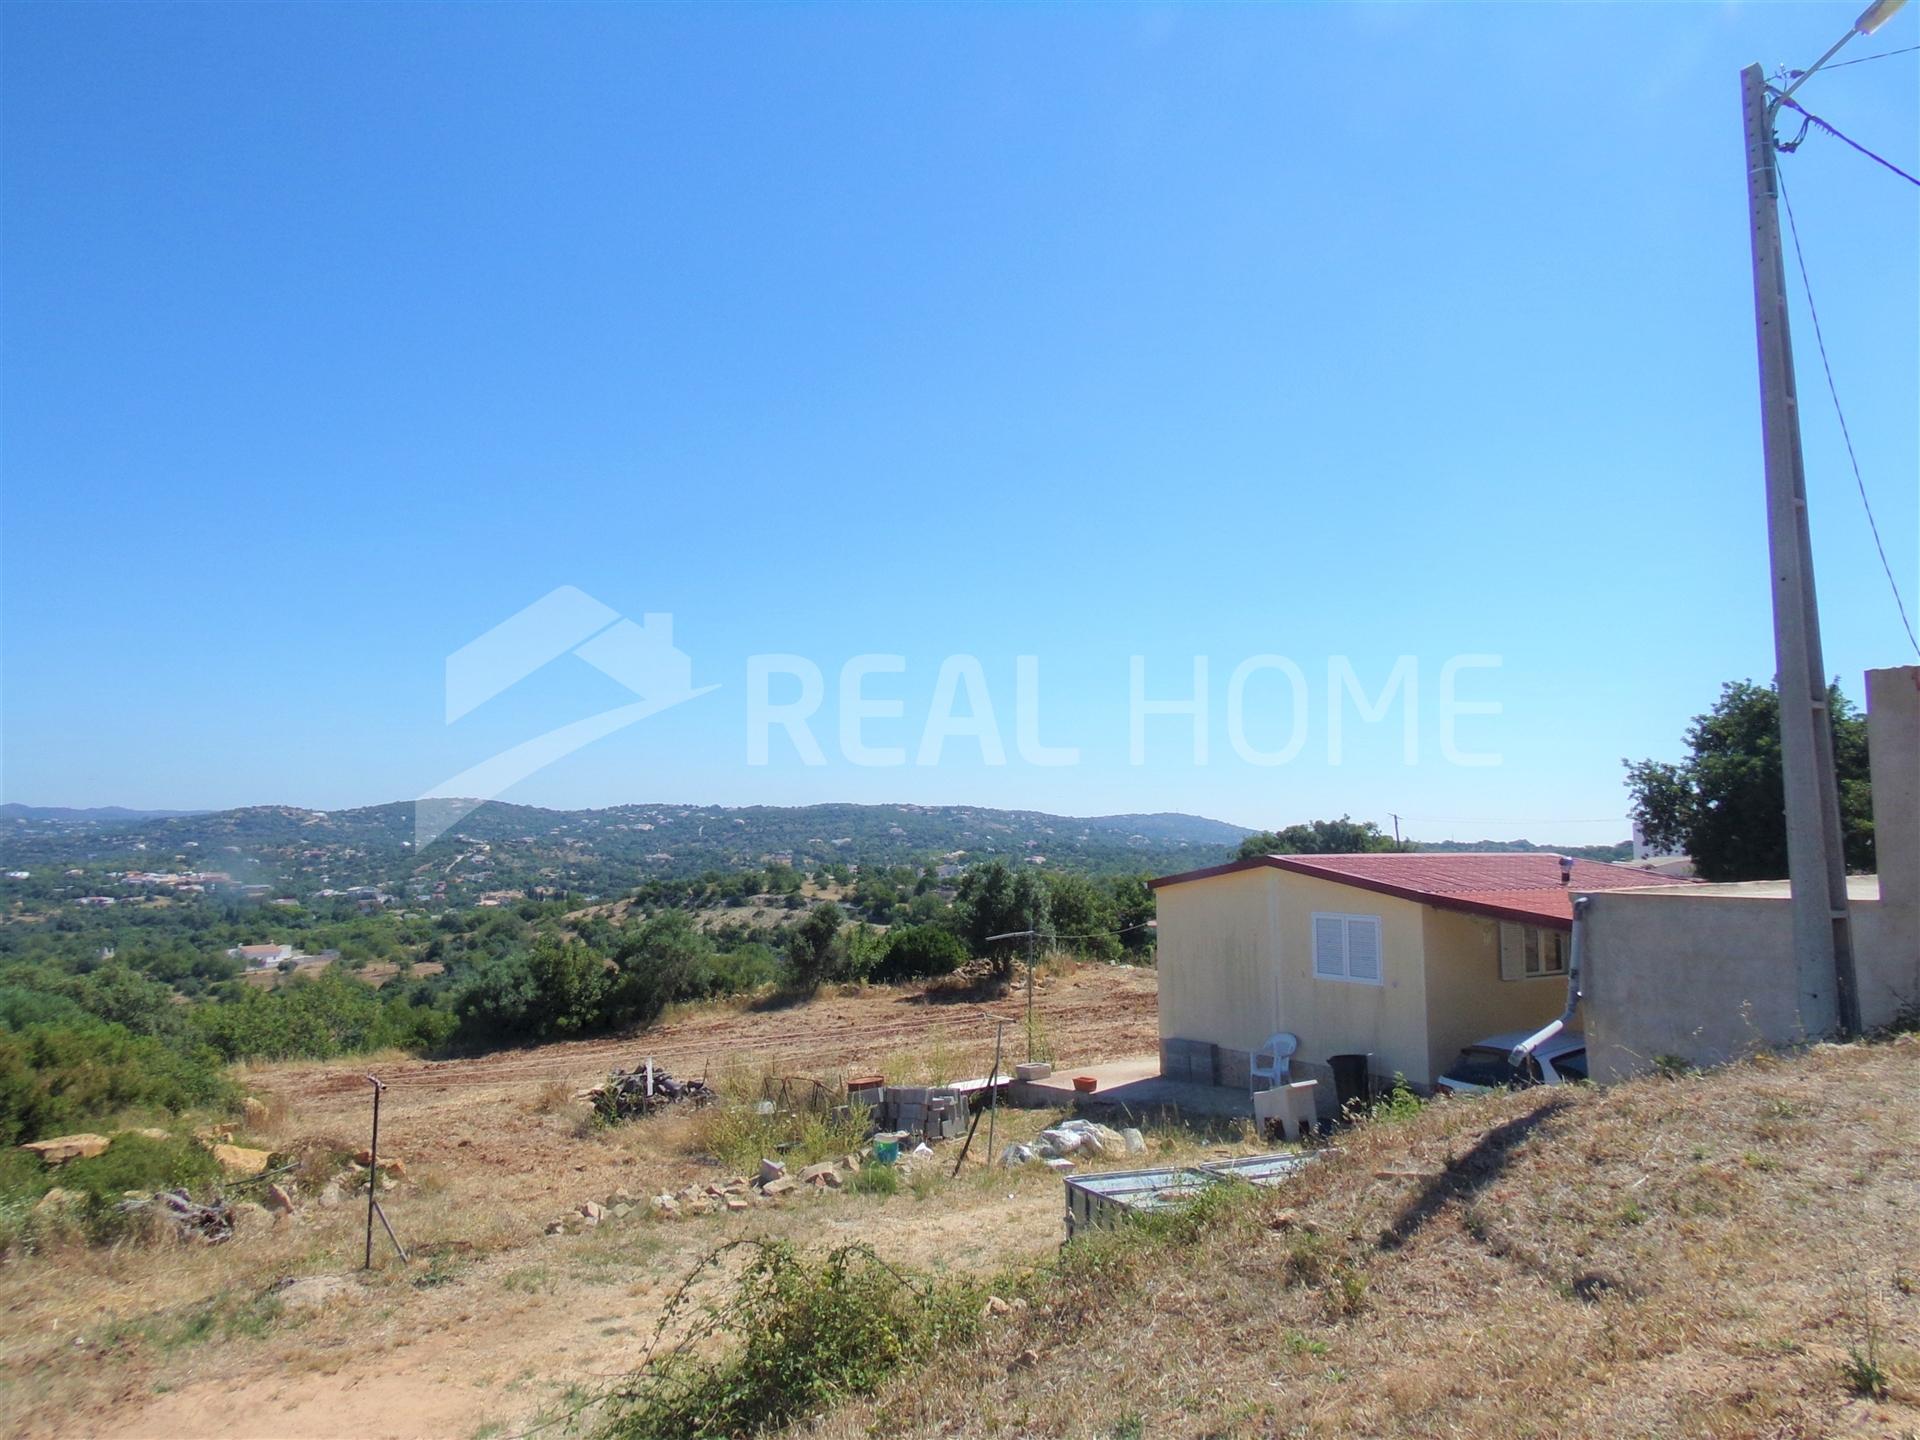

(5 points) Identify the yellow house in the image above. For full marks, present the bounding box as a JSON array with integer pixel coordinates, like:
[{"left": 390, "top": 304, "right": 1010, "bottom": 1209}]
[{"left": 1150, "top": 852, "right": 1693, "bottom": 1104}]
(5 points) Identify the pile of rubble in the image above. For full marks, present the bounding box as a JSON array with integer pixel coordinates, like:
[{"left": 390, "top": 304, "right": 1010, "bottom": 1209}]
[
  {"left": 1000, "top": 1119, "right": 1146, "bottom": 1172},
  {"left": 588, "top": 1062, "right": 716, "bottom": 1123},
  {"left": 552, "top": 1154, "right": 861, "bottom": 1233},
  {"left": 132, "top": 1189, "right": 240, "bottom": 1242}
]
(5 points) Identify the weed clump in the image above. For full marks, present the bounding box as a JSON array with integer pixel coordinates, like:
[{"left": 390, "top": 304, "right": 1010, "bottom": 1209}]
[
  {"left": 605, "top": 1240, "right": 981, "bottom": 1440},
  {"left": 848, "top": 1164, "right": 900, "bottom": 1197}
]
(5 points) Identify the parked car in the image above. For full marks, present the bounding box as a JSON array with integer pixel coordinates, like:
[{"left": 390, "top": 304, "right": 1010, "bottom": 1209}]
[{"left": 1435, "top": 1029, "right": 1587, "bottom": 1095}]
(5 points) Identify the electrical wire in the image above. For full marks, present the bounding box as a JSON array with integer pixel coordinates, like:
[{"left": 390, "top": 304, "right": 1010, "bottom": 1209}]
[
  {"left": 1772, "top": 93, "right": 1920, "bottom": 186},
  {"left": 1388, "top": 816, "right": 1623, "bottom": 826},
  {"left": 1789, "top": 42, "right": 1920, "bottom": 74},
  {"left": 1775, "top": 161, "right": 1920, "bottom": 659}
]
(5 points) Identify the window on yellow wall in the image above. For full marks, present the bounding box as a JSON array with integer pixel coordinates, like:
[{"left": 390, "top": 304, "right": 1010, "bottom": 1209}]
[
  {"left": 1499, "top": 922, "right": 1568, "bottom": 980},
  {"left": 1312, "top": 912, "right": 1383, "bottom": 985}
]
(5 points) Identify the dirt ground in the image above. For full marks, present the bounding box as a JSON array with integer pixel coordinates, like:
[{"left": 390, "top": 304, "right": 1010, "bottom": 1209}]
[{"left": 0, "top": 966, "right": 1169, "bottom": 1440}]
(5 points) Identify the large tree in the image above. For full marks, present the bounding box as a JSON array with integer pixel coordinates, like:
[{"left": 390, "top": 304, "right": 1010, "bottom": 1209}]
[
  {"left": 955, "top": 860, "right": 1050, "bottom": 982},
  {"left": 1236, "top": 815, "right": 1407, "bottom": 862},
  {"left": 1624, "top": 679, "right": 1872, "bottom": 883},
  {"left": 785, "top": 901, "right": 845, "bottom": 993}
]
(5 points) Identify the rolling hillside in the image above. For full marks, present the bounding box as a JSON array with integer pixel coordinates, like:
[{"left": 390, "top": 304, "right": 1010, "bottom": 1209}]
[{"left": 0, "top": 798, "right": 1253, "bottom": 893}]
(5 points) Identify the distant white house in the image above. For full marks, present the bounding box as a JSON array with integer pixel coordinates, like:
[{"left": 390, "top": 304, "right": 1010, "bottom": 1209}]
[
  {"left": 229, "top": 943, "right": 295, "bottom": 968},
  {"left": 1630, "top": 821, "right": 1685, "bottom": 863}
]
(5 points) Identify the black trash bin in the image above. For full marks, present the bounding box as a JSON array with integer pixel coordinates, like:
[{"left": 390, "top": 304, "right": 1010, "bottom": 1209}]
[{"left": 1329, "top": 1053, "right": 1373, "bottom": 1111}]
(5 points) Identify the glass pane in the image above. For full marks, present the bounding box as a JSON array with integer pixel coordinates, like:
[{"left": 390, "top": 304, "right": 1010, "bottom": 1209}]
[{"left": 1544, "top": 931, "right": 1565, "bottom": 974}]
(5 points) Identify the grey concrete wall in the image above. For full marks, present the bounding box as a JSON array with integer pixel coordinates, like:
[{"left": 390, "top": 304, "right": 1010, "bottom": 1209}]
[
  {"left": 1585, "top": 890, "right": 1806, "bottom": 1081},
  {"left": 1867, "top": 667, "right": 1918, "bottom": 924},
  {"left": 1585, "top": 665, "right": 1919, "bottom": 1081}
]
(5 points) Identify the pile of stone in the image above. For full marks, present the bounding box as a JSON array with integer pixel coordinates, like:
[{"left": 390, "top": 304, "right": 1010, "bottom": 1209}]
[
  {"left": 588, "top": 1062, "right": 716, "bottom": 1123},
  {"left": 553, "top": 1155, "right": 860, "bottom": 1233},
  {"left": 1000, "top": 1119, "right": 1146, "bottom": 1171}
]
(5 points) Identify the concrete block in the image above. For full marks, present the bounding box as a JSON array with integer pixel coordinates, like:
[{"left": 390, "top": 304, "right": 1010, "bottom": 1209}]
[
  {"left": 1253, "top": 1081, "right": 1319, "bottom": 1142},
  {"left": 1160, "top": 1037, "right": 1218, "bottom": 1084},
  {"left": 1216, "top": 1046, "right": 1252, "bottom": 1092}
]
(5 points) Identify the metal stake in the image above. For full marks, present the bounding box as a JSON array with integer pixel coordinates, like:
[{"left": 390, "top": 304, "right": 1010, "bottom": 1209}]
[
  {"left": 364, "top": 1075, "right": 382, "bottom": 1269},
  {"left": 363, "top": 1073, "right": 407, "bottom": 1268}
]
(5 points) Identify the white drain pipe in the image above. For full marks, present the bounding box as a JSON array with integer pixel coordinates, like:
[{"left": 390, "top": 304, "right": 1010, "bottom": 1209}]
[{"left": 1511, "top": 894, "right": 1588, "bottom": 1068}]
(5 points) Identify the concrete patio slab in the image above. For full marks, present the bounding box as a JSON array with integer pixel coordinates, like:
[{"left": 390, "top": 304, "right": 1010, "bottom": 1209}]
[{"left": 1009, "top": 1054, "right": 1254, "bottom": 1119}]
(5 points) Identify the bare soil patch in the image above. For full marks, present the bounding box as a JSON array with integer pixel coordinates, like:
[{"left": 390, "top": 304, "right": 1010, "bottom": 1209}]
[{"left": 0, "top": 966, "right": 1159, "bottom": 1440}]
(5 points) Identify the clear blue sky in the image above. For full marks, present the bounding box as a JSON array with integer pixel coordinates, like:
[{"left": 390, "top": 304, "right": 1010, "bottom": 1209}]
[{"left": 2, "top": 2, "right": 1914, "bottom": 844}]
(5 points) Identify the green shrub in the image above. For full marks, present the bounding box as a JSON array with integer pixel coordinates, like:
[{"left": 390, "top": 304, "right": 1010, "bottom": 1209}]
[
  {"left": 686, "top": 943, "right": 780, "bottom": 999},
  {"left": 605, "top": 1240, "right": 980, "bottom": 1440},
  {"left": 867, "top": 926, "right": 968, "bottom": 984},
  {"left": 58, "top": 1133, "right": 221, "bottom": 1202},
  {"left": 0, "top": 1132, "right": 226, "bottom": 1253},
  {"left": 0, "top": 1146, "right": 51, "bottom": 1204},
  {"left": 196, "top": 969, "right": 452, "bottom": 1062},
  {"left": 0, "top": 1021, "right": 235, "bottom": 1146}
]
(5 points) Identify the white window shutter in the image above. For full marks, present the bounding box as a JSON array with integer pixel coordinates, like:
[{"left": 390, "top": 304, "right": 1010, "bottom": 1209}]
[
  {"left": 1347, "top": 918, "right": 1382, "bottom": 982},
  {"left": 1313, "top": 914, "right": 1346, "bottom": 979},
  {"left": 1499, "top": 922, "right": 1526, "bottom": 981}
]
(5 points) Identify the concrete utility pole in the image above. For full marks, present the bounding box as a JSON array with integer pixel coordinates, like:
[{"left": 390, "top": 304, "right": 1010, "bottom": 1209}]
[{"left": 1739, "top": 60, "right": 1864, "bottom": 1039}]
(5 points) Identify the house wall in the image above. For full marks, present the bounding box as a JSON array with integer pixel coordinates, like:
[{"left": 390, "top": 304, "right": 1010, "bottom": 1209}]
[
  {"left": 1156, "top": 866, "right": 1433, "bottom": 1103},
  {"left": 1265, "top": 871, "right": 1431, "bottom": 1094},
  {"left": 1156, "top": 867, "right": 1283, "bottom": 1086},
  {"left": 1584, "top": 664, "right": 1920, "bottom": 1082},
  {"left": 1421, "top": 908, "right": 1577, "bottom": 1082}
]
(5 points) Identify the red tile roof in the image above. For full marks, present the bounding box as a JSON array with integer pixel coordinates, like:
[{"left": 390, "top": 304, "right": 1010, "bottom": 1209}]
[{"left": 1150, "top": 852, "right": 1695, "bottom": 928}]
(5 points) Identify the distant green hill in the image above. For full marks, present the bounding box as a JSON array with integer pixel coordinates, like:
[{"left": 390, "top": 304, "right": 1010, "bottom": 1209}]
[
  {"left": 0, "top": 798, "right": 1631, "bottom": 898},
  {"left": 1412, "top": 837, "right": 1631, "bottom": 862},
  {"left": 0, "top": 798, "right": 1253, "bottom": 894}
]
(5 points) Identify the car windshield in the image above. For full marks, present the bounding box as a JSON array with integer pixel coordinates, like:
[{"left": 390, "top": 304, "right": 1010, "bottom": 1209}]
[
  {"left": 1446, "top": 1046, "right": 1537, "bottom": 1088},
  {"left": 1552, "top": 1048, "right": 1588, "bottom": 1081}
]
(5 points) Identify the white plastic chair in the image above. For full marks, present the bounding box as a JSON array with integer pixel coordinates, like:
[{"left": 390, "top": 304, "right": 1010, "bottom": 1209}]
[{"left": 1250, "top": 1032, "right": 1299, "bottom": 1091}]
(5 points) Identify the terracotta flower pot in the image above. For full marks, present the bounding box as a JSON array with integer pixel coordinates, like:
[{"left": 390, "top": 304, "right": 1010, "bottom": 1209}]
[{"left": 1072, "top": 1075, "right": 1099, "bottom": 1094}]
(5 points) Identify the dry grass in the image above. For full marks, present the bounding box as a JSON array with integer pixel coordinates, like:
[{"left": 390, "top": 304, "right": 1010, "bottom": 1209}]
[
  {"left": 809, "top": 1034, "right": 1920, "bottom": 1440},
  {"left": 0, "top": 968, "right": 1165, "bottom": 1440}
]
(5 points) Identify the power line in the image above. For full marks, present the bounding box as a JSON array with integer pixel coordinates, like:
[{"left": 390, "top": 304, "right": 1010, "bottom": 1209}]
[
  {"left": 1775, "top": 161, "right": 1920, "bottom": 659},
  {"left": 1773, "top": 94, "right": 1920, "bottom": 186},
  {"left": 1790, "top": 42, "right": 1920, "bottom": 74}
]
